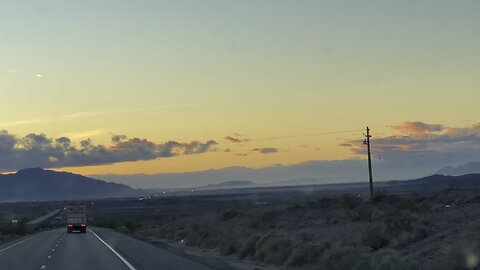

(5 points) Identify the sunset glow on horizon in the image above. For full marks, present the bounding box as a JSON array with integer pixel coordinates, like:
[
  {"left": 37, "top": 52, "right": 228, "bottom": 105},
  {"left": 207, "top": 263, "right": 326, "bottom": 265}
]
[{"left": 1, "top": 1, "right": 479, "bottom": 177}]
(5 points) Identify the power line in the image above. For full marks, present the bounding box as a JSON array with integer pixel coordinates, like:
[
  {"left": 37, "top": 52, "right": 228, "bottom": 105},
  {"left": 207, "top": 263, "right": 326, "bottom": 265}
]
[{"left": 232, "top": 129, "right": 364, "bottom": 143}]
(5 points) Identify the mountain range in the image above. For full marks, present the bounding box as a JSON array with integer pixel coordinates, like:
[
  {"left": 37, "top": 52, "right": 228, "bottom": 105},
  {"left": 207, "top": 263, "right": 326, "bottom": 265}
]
[
  {"left": 387, "top": 174, "right": 480, "bottom": 191},
  {"left": 4, "top": 164, "right": 480, "bottom": 202},
  {"left": 436, "top": 162, "right": 480, "bottom": 176},
  {"left": 0, "top": 168, "right": 136, "bottom": 202}
]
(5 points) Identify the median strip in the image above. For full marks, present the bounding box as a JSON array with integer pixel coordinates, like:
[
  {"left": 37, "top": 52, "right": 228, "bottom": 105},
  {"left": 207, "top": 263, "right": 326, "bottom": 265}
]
[{"left": 88, "top": 229, "right": 136, "bottom": 270}]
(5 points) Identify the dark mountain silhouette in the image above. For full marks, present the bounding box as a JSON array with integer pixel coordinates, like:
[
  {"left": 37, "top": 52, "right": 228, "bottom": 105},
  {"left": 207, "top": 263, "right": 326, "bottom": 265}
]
[
  {"left": 388, "top": 174, "right": 480, "bottom": 191},
  {"left": 436, "top": 162, "right": 480, "bottom": 176},
  {"left": 0, "top": 168, "right": 136, "bottom": 201}
]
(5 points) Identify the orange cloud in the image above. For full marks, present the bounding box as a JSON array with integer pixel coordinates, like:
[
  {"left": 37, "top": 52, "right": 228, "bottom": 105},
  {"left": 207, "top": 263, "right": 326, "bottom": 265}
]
[
  {"left": 390, "top": 121, "right": 444, "bottom": 136},
  {"left": 224, "top": 134, "right": 250, "bottom": 143},
  {"left": 252, "top": 147, "right": 279, "bottom": 154}
]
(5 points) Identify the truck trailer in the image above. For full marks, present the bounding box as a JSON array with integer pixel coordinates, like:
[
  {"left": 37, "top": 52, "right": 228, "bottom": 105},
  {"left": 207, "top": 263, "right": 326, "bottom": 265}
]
[{"left": 66, "top": 203, "right": 87, "bottom": 233}]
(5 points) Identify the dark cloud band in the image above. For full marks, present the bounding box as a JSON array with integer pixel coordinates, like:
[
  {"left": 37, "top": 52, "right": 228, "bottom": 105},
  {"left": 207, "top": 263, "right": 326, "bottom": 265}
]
[{"left": 0, "top": 130, "right": 217, "bottom": 171}]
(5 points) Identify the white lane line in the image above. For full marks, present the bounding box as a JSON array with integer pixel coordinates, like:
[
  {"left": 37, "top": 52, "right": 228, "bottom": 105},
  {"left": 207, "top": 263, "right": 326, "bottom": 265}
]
[
  {"left": 0, "top": 235, "right": 36, "bottom": 253},
  {"left": 40, "top": 265, "right": 46, "bottom": 269},
  {"left": 51, "top": 249, "right": 55, "bottom": 252},
  {"left": 88, "top": 229, "right": 136, "bottom": 270},
  {"left": 48, "top": 255, "right": 52, "bottom": 259}
]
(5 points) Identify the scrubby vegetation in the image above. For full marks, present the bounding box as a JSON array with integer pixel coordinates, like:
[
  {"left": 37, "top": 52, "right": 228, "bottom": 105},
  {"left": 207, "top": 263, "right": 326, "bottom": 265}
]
[
  {"left": 92, "top": 189, "right": 480, "bottom": 269},
  {"left": 0, "top": 201, "right": 64, "bottom": 245}
]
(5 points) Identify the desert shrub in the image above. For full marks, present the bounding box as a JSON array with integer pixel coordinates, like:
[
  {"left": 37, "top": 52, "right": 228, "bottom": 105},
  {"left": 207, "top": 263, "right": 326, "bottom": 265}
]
[
  {"left": 188, "top": 222, "right": 200, "bottom": 231},
  {"left": 105, "top": 220, "right": 120, "bottom": 230},
  {"left": 372, "top": 189, "right": 389, "bottom": 204},
  {"left": 385, "top": 215, "right": 414, "bottom": 235},
  {"left": 244, "top": 211, "right": 278, "bottom": 230},
  {"left": 219, "top": 237, "right": 238, "bottom": 256},
  {"left": 125, "top": 221, "right": 141, "bottom": 232},
  {"left": 298, "top": 231, "right": 314, "bottom": 242},
  {"left": 319, "top": 246, "right": 367, "bottom": 270},
  {"left": 319, "top": 246, "right": 415, "bottom": 270},
  {"left": 286, "top": 243, "right": 330, "bottom": 267},
  {"left": 261, "top": 211, "right": 278, "bottom": 224},
  {"left": 361, "top": 225, "right": 389, "bottom": 250},
  {"left": 221, "top": 210, "right": 239, "bottom": 221},
  {"left": 468, "top": 195, "right": 480, "bottom": 204},
  {"left": 391, "top": 230, "right": 427, "bottom": 249},
  {"left": 174, "top": 229, "right": 189, "bottom": 241},
  {"left": 0, "top": 223, "right": 28, "bottom": 235},
  {"left": 255, "top": 235, "right": 293, "bottom": 265},
  {"left": 198, "top": 232, "right": 222, "bottom": 249},
  {"left": 436, "top": 246, "right": 478, "bottom": 270},
  {"left": 154, "top": 227, "right": 169, "bottom": 238},
  {"left": 318, "top": 197, "right": 336, "bottom": 209},
  {"left": 369, "top": 249, "right": 417, "bottom": 270},
  {"left": 396, "top": 192, "right": 429, "bottom": 212},
  {"left": 410, "top": 225, "right": 430, "bottom": 240},
  {"left": 289, "top": 204, "right": 305, "bottom": 210},
  {"left": 247, "top": 218, "right": 261, "bottom": 229},
  {"left": 386, "top": 216, "right": 432, "bottom": 249},
  {"left": 184, "top": 232, "right": 199, "bottom": 247},
  {"left": 342, "top": 194, "right": 362, "bottom": 209},
  {"left": 166, "top": 231, "right": 175, "bottom": 240},
  {"left": 352, "top": 207, "right": 373, "bottom": 222},
  {"left": 238, "top": 235, "right": 260, "bottom": 259}
]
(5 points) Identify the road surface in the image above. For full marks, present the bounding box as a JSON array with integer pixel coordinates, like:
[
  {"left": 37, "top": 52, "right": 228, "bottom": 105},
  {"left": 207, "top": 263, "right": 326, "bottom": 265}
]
[{"left": 0, "top": 227, "right": 214, "bottom": 270}]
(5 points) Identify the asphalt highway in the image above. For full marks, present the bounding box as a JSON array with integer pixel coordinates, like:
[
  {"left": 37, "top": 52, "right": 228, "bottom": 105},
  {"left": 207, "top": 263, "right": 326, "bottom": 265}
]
[{"left": 0, "top": 227, "right": 213, "bottom": 270}]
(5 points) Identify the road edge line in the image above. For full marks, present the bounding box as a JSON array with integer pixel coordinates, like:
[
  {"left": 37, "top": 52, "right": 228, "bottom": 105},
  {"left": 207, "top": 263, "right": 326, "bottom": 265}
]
[
  {"left": 88, "top": 228, "right": 136, "bottom": 270},
  {"left": 0, "top": 235, "right": 36, "bottom": 253}
]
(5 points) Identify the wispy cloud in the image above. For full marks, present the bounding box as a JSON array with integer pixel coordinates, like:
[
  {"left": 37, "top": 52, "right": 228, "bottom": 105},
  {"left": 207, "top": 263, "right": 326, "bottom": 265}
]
[
  {"left": 252, "top": 147, "right": 279, "bottom": 154},
  {"left": 61, "top": 129, "right": 107, "bottom": 140},
  {"left": 224, "top": 133, "right": 250, "bottom": 143},
  {"left": 390, "top": 121, "right": 444, "bottom": 136},
  {"left": 0, "top": 118, "right": 51, "bottom": 128},
  {"left": 0, "top": 107, "right": 177, "bottom": 128}
]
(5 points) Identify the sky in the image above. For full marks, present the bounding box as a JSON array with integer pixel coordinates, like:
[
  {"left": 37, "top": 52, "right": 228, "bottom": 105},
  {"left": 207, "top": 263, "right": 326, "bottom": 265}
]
[{"left": 1, "top": 1, "right": 479, "bottom": 185}]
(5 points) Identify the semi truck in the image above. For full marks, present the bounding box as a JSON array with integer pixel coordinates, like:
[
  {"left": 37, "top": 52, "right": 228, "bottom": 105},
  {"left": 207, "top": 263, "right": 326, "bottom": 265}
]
[{"left": 66, "top": 203, "right": 87, "bottom": 233}]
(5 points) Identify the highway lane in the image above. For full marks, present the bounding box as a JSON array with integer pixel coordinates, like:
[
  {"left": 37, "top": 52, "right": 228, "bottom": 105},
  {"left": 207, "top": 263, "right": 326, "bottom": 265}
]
[{"left": 0, "top": 227, "right": 214, "bottom": 270}]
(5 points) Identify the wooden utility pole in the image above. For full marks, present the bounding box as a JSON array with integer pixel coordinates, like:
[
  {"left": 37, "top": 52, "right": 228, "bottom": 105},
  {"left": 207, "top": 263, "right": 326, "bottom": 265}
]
[{"left": 365, "top": 126, "right": 374, "bottom": 201}]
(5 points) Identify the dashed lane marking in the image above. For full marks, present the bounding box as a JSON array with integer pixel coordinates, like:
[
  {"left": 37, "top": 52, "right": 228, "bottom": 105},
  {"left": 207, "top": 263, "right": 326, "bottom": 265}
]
[{"left": 40, "top": 265, "right": 46, "bottom": 269}]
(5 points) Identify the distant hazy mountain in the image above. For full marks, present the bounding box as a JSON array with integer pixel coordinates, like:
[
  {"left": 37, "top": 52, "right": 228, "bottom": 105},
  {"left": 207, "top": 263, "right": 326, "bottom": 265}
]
[
  {"left": 91, "top": 160, "right": 368, "bottom": 189},
  {"left": 388, "top": 174, "right": 480, "bottom": 191},
  {"left": 0, "top": 168, "right": 135, "bottom": 201},
  {"left": 436, "top": 162, "right": 480, "bottom": 176},
  {"left": 206, "top": 180, "right": 254, "bottom": 188},
  {"left": 278, "top": 177, "right": 322, "bottom": 186},
  {"left": 204, "top": 180, "right": 254, "bottom": 189}
]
